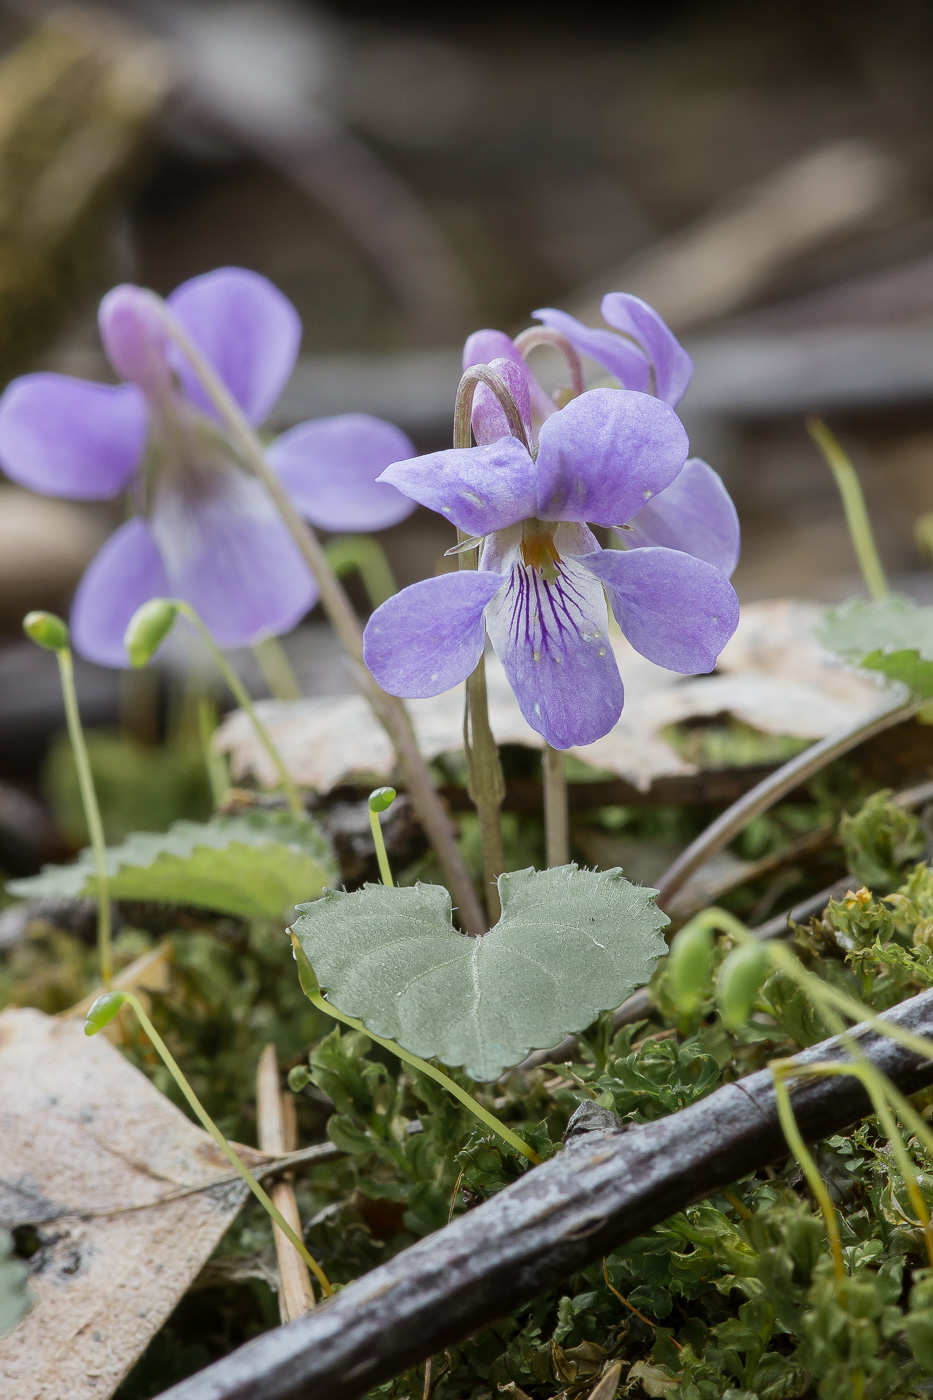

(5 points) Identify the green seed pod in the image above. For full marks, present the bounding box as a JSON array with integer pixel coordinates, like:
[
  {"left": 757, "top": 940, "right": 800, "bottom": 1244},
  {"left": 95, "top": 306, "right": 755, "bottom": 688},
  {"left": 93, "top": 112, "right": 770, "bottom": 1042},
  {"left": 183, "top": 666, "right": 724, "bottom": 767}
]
[
  {"left": 368, "top": 786, "right": 396, "bottom": 814},
  {"left": 124, "top": 598, "right": 178, "bottom": 668},
  {"left": 22, "top": 610, "right": 69, "bottom": 651},
  {"left": 84, "top": 991, "right": 127, "bottom": 1036},
  {"left": 287, "top": 1065, "right": 311, "bottom": 1093},
  {"left": 716, "top": 942, "right": 770, "bottom": 1031},
  {"left": 668, "top": 920, "right": 715, "bottom": 1014}
]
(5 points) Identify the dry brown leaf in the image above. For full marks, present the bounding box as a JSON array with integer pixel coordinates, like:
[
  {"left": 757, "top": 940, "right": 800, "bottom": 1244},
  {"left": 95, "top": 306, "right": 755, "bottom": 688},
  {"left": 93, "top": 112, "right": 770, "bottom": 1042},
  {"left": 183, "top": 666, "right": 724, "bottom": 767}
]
[
  {"left": 215, "top": 600, "right": 887, "bottom": 795},
  {"left": 0, "top": 1008, "right": 258, "bottom": 1400}
]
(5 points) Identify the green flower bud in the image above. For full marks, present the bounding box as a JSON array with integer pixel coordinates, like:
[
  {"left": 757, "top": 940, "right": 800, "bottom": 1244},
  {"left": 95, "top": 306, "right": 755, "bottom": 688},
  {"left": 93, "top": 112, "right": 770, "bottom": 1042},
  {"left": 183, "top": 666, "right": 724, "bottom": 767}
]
[
  {"left": 84, "top": 991, "right": 127, "bottom": 1036},
  {"left": 22, "top": 611, "right": 69, "bottom": 651},
  {"left": 368, "top": 786, "right": 396, "bottom": 814},
  {"left": 668, "top": 920, "right": 714, "bottom": 1014},
  {"left": 716, "top": 942, "right": 770, "bottom": 1031},
  {"left": 287, "top": 1065, "right": 311, "bottom": 1093},
  {"left": 124, "top": 599, "right": 178, "bottom": 668}
]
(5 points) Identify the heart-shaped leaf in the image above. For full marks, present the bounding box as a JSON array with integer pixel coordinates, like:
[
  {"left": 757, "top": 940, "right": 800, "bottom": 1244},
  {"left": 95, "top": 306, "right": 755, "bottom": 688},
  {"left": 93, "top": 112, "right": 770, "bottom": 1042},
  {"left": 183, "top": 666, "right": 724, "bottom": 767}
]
[
  {"left": 817, "top": 595, "right": 933, "bottom": 695},
  {"left": 8, "top": 811, "right": 336, "bottom": 922},
  {"left": 292, "top": 864, "right": 669, "bottom": 1081}
]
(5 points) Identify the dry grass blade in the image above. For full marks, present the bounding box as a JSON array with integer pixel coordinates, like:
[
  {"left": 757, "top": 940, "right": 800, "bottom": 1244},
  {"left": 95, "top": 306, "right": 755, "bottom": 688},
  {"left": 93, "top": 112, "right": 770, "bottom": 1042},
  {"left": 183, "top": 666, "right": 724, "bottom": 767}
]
[{"left": 257, "top": 1045, "right": 315, "bottom": 1322}]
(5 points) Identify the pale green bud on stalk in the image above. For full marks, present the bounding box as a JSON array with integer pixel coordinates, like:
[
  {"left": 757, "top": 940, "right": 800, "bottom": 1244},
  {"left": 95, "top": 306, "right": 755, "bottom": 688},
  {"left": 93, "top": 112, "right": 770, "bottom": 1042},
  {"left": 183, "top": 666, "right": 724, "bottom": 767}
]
[
  {"left": 287, "top": 1064, "right": 311, "bottom": 1093},
  {"left": 22, "top": 610, "right": 69, "bottom": 651},
  {"left": 668, "top": 920, "right": 715, "bottom": 1015},
  {"left": 124, "top": 599, "right": 178, "bottom": 667},
  {"left": 368, "top": 786, "right": 396, "bottom": 887},
  {"left": 716, "top": 942, "right": 770, "bottom": 1030}
]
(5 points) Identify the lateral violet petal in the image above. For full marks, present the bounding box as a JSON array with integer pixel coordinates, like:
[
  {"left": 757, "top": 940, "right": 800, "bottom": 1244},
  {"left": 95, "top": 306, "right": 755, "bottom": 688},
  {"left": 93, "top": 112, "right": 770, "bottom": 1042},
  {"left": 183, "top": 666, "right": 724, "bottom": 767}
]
[
  {"left": 151, "top": 471, "right": 317, "bottom": 649},
  {"left": 625, "top": 458, "right": 740, "bottom": 576},
  {"left": 532, "top": 306, "right": 651, "bottom": 394},
  {"left": 600, "top": 292, "right": 694, "bottom": 407},
  {"left": 534, "top": 388, "right": 688, "bottom": 527},
  {"left": 267, "top": 415, "right": 417, "bottom": 532},
  {"left": 485, "top": 557, "right": 624, "bottom": 749},
  {"left": 471, "top": 358, "right": 533, "bottom": 447},
  {"left": 168, "top": 267, "right": 302, "bottom": 426},
  {"left": 582, "top": 546, "right": 739, "bottom": 673},
  {"left": 379, "top": 438, "right": 537, "bottom": 536},
  {"left": 70, "top": 518, "right": 171, "bottom": 668},
  {"left": 0, "top": 374, "right": 147, "bottom": 500},
  {"left": 363, "top": 572, "right": 504, "bottom": 698}
]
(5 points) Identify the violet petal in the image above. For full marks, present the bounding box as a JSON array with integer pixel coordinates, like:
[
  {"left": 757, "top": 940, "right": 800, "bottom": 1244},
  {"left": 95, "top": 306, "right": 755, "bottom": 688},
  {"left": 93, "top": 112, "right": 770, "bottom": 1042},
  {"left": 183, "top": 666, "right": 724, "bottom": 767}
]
[
  {"left": 600, "top": 292, "right": 694, "bottom": 407},
  {"left": 168, "top": 267, "right": 301, "bottom": 426},
  {"left": 534, "top": 387, "right": 688, "bottom": 527},
  {"left": 267, "top": 414, "right": 416, "bottom": 532},
  {"left": 363, "top": 571, "right": 504, "bottom": 697},
  {"left": 471, "top": 357, "right": 533, "bottom": 447},
  {"left": 485, "top": 556, "right": 624, "bottom": 748},
  {"left": 71, "top": 518, "right": 171, "bottom": 667},
  {"left": 625, "top": 458, "right": 740, "bottom": 576},
  {"left": 531, "top": 306, "right": 652, "bottom": 394},
  {"left": 98, "top": 285, "right": 173, "bottom": 397},
  {"left": 151, "top": 471, "right": 317, "bottom": 649},
  {"left": 582, "top": 545, "right": 739, "bottom": 673},
  {"left": 0, "top": 374, "right": 146, "bottom": 500},
  {"left": 379, "top": 438, "right": 538, "bottom": 536}
]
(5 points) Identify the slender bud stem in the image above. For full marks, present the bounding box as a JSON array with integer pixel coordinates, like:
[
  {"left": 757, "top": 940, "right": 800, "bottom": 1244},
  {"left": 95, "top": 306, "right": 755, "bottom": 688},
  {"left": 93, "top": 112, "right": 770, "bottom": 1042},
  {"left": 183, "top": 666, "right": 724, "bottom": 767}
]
[
  {"left": 807, "top": 418, "right": 888, "bottom": 601},
  {"left": 176, "top": 602, "right": 305, "bottom": 819},
  {"left": 58, "top": 645, "right": 113, "bottom": 988},
  {"left": 87, "top": 992, "right": 332, "bottom": 1295},
  {"left": 252, "top": 636, "right": 302, "bottom": 701},
  {"left": 324, "top": 534, "right": 399, "bottom": 609},
  {"left": 542, "top": 744, "right": 569, "bottom": 867},
  {"left": 772, "top": 1061, "right": 846, "bottom": 1279},
  {"left": 453, "top": 364, "right": 530, "bottom": 452},
  {"left": 197, "top": 697, "right": 230, "bottom": 808},
  {"left": 291, "top": 940, "right": 540, "bottom": 1166},
  {"left": 368, "top": 787, "right": 396, "bottom": 886},
  {"left": 513, "top": 327, "right": 585, "bottom": 398},
  {"left": 155, "top": 302, "right": 486, "bottom": 937}
]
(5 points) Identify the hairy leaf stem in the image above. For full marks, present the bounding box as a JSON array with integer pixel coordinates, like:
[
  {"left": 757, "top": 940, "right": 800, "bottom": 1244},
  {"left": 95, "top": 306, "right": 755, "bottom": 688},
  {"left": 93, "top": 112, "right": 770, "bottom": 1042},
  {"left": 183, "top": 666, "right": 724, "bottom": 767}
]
[
  {"left": 86, "top": 991, "right": 333, "bottom": 1295},
  {"left": 656, "top": 692, "right": 918, "bottom": 908},
  {"left": 542, "top": 744, "right": 569, "bottom": 867},
  {"left": 807, "top": 418, "right": 889, "bottom": 601},
  {"left": 291, "top": 937, "right": 540, "bottom": 1165},
  {"left": 174, "top": 602, "right": 305, "bottom": 819},
  {"left": 157, "top": 302, "right": 486, "bottom": 937}
]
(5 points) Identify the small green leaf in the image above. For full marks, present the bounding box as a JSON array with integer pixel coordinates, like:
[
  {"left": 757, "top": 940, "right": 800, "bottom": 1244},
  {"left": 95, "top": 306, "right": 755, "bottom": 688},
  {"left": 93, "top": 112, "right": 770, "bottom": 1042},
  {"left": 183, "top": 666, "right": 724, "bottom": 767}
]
[
  {"left": 292, "top": 864, "right": 669, "bottom": 1081},
  {"left": 668, "top": 921, "right": 714, "bottom": 1014},
  {"left": 717, "top": 944, "right": 770, "bottom": 1031},
  {"left": 85, "top": 991, "right": 127, "bottom": 1036},
  {"left": 817, "top": 594, "right": 933, "bottom": 695},
  {"left": 8, "top": 811, "right": 336, "bottom": 922}
]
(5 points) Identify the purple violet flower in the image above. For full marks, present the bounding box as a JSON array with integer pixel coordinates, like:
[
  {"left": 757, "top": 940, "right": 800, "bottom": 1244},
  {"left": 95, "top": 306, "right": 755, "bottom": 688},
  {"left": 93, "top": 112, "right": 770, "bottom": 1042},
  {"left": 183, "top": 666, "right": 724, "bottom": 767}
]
[
  {"left": 0, "top": 267, "right": 415, "bottom": 667},
  {"left": 362, "top": 385, "right": 740, "bottom": 749}
]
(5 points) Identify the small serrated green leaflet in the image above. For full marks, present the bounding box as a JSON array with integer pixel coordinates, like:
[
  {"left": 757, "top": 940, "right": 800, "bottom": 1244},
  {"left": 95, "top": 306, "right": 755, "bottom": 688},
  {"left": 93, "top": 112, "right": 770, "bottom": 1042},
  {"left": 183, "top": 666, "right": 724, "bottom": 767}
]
[
  {"left": 292, "top": 864, "right": 669, "bottom": 1081},
  {"left": 7, "top": 811, "right": 336, "bottom": 921},
  {"left": 817, "top": 595, "right": 933, "bottom": 695}
]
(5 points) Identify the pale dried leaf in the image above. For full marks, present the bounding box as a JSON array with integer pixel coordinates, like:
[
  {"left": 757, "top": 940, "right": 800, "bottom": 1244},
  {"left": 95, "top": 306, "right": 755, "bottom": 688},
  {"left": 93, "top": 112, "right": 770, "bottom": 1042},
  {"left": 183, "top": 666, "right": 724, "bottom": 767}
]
[
  {"left": 215, "top": 600, "right": 886, "bottom": 794},
  {"left": 0, "top": 1008, "right": 257, "bottom": 1400}
]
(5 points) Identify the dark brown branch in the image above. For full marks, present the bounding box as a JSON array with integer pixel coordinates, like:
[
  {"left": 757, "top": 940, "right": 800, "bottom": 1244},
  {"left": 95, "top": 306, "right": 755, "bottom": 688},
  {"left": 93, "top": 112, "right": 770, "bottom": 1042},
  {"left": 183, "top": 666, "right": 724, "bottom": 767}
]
[{"left": 157, "top": 987, "right": 933, "bottom": 1400}]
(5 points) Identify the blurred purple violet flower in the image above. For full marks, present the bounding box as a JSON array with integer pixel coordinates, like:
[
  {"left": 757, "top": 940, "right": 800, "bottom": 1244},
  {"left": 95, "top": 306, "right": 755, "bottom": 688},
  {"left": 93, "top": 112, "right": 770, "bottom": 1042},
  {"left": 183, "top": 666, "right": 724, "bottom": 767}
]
[
  {"left": 0, "top": 267, "right": 415, "bottom": 666},
  {"left": 362, "top": 385, "right": 739, "bottom": 749}
]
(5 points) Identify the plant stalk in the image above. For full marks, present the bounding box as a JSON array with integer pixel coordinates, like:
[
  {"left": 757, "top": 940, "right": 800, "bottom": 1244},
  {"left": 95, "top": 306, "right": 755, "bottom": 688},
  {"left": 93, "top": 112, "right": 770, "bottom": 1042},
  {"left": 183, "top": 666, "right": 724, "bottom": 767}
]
[
  {"left": 369, "top": 808, "right": 395, "bottom": 887},
  {"left": 542, "top": 744, "right": 569, "bottom": 868},
  {"left": 771, "top": 1061, "right": 845, "bottom": 1279},
  {"left": 807, "top": 418, "right": 889, "bottom": 601},
  {"left": 160, "top": 306, "right": 486, "bottom": 937},
  {"left": 252, "top": 636, "right": 302, "bottom": 701},
  {"left": 58, "top": 645, "right": 112, "bottom": 988},
  {"left": 324, "top": 534, "right": 399, "bottom": 609}
]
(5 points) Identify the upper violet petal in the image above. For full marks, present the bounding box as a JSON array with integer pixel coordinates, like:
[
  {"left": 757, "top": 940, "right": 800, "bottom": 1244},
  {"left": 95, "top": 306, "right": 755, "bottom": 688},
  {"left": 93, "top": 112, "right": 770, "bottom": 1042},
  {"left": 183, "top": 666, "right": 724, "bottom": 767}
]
[
  {"left": 0, "top": 374, "right": 147, "bottom": 500},
  {"left": 380, "top": 438, "right": 537, "bottom": 536},
  {"left": 485, "top": 556, "right": 624, "bottom": 748},
  {"left": 582, "top": 545, "right": 739, "bottom": 673},
  {"left": 534, "top": 387, "right": 688, "bottom": 526},
  {"left": 98, "top": 285, "right": 173, "bottom": 397},
  {"left": 625, "top": 458, "right": 740, "bottom": 576},
  {"left": 600, "top": 292, "right": 693, "bottom": 407},
  {"left": 532, "top": 306, "right": 651, "bottom": 394},
  {"left": 168, "top": 267, "right": 301, "bottom": 426},
  {"left": 471, "top": 358, "right": 533, "bottom": 447},
  {"left": 363, "top": 571, "right": 504, "bottom": 698},
  {"left": 267, "top": 415, "right": 416, "bottom": 532},
  {"left": 151, "top": 471, "right": 317, "bottom": 649},
  {"left": 70, "top": 518, "right": 171, "bottom": 667}
]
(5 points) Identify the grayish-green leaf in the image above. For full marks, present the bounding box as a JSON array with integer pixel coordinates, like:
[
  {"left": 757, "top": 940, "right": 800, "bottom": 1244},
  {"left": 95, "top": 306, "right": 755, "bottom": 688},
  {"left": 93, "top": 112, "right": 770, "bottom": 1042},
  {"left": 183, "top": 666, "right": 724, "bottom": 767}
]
[
  {"left": 0, "top": 1229, "right": 30, "bottom": 1336},
  {"left": 817, "top": 595, "right": 933, "bottom": 695},
  {"left": 7, "top": 812, "right": 336, "bottom": 921},
  {"left": 292, "top": 864, "right": 669, "bottom": 1081}
]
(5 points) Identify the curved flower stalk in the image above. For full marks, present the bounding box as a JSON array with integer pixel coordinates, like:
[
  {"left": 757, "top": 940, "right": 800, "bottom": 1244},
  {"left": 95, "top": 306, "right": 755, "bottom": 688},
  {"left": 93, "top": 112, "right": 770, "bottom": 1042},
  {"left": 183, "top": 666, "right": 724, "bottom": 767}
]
[
  {"left": 0, "top": 267, "right": 415, "bottom": 667},
  {"left": 363, "top": 377, "right": 740, "bottom": 750}
]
